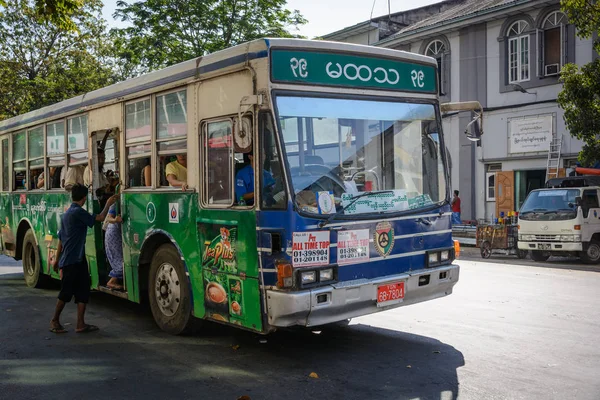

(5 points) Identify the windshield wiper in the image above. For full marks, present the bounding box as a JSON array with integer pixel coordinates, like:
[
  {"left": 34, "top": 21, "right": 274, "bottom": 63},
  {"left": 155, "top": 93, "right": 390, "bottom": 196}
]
[{"left": 318, "top": 191, "right": 394, "bottom": 228}]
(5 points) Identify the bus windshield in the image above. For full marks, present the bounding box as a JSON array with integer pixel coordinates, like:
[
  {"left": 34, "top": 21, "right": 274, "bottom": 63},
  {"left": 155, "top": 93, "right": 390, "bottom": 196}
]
[
  {"left": 275, "top": 95, "right": 446, "bottom": 216},
  {"left": 520, "top": 189, "right": 579, "bottom": 221}
]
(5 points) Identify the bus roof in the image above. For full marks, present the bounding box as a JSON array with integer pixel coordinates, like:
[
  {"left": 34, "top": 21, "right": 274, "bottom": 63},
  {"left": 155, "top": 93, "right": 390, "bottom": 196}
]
[{"left": 0, "top": 38, "right": 437, "bottom": 135}]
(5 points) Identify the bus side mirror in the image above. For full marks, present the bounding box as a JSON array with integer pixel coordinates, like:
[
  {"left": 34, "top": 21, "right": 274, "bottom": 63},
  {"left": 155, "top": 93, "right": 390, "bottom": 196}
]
[{"left": 465, "top": 116, "right": 482, "bottom": 142}]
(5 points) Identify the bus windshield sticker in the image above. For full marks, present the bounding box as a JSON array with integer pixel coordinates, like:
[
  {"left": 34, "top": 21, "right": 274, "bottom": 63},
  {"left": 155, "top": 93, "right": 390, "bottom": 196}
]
[
  {"left": 271, "top": 50, "right": 437, "bottom": 93},
  {"left": 337, "top": 229, "right": 370, "bottom": 265},
  {"left": 341, "top": 190, "right": 409, "bottom": 215},
  {"left": 169, "top": 203, "right": 179, "bottom": 223},
  {"left": 408, "top": 194, "right": 434, "bottom": 210},
  {"left": 317, "top": 191, "right": 336, "bottom": 214},
  {"left": 292, "top": 231, "right": 330, "bottom": 267}
]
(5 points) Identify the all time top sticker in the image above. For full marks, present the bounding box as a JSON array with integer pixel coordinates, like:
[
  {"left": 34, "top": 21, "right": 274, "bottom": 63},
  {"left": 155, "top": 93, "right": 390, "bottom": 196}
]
[{"left": 292, "top": 231, "right": 330, "bottom": 267}]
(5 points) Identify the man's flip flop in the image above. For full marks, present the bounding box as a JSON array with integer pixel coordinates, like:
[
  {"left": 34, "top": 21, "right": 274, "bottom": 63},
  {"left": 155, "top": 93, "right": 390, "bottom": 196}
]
[
  {"left": 76, "top": 324, "right": 99, "bottom": 333},
  {"left": 49, "top": 326, "right": 68, "bottom": 334}
]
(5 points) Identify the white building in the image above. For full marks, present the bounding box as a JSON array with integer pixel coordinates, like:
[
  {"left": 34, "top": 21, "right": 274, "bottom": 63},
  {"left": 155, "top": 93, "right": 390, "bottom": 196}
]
[{"left": 321, "top": 0, "right": 597, "bottom": 221}]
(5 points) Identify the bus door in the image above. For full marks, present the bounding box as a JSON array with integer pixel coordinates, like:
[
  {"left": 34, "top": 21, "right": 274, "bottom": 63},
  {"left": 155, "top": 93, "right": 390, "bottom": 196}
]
[
  {"left": 195, "top": 116, "right": 263, "bottom": 332},
  {"left": 87, "top": 128, "right": 120, "bottom": 290}
]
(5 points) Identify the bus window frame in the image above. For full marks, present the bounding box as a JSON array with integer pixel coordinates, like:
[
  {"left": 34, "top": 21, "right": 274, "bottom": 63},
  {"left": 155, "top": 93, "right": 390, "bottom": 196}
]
[
  {"left": 258, "top": 111, "right": 289, "bottom": 211},
  {"left": 27, "top": 124, "right": 45, "bottom": 192},
  {"left": 124, "top": 96, "right": 153, "bottom": 190},
  {"left": 200, "top": 116, "right": 254, "bottom": 209},
  {"left": 67, "top": 113, "right": 89, "bottom": 167},
  {"left": 45, "top": 119, "right": 67, "bottom": 191},
  {"left": 12, "top": 130, "right": 27, "bottom": 192},
  {"left": 0, "top": 135, "right": 9, "bottom": 192},
  {"left": 155, "top": 87, "right": 189, "bottom": 190}
]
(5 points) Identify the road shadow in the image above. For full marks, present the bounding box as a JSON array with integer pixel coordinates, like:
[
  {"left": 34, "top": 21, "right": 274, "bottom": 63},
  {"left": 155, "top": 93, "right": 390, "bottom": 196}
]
[{"left": 0, "top": 273, "right": 463, "bottom": 400}]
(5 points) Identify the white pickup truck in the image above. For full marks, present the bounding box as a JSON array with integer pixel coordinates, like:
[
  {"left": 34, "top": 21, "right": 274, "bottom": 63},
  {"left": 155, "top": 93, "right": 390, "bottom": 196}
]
[{"left": 518, "top": 176, "right": 600, "bottom": 264}]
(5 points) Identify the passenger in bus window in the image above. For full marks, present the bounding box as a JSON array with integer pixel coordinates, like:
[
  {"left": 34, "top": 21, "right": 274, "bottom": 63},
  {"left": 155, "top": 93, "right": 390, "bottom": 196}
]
[
  {"left": 141, "top": 164, "right": 151, "bottom": 186},
  {"left": 165, "top": 154, "right": 188, "bottom": 190},
  {"left": 63, "top": 165, "right": 85, "bottom": 190},
  {"left": 84, "top": 148, "right": 109, "bottom": 189},
  {"left": 30, "top": 168, "right": 43, "bottom": 189},
  {"left": 235, "top": 151, "right": 275, "bottom": 206},
  {"left": 37, "top": 167, "right": 62, "bottom": 189}
]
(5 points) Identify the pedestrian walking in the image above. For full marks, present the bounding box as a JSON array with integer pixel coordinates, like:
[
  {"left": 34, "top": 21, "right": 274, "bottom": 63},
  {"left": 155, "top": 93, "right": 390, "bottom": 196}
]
[
  {"left": 451, "top": 190, "right": 462, "bottom": 225},
  {"left": 49, "top": 183, "right": 118, "bottom": 334}
]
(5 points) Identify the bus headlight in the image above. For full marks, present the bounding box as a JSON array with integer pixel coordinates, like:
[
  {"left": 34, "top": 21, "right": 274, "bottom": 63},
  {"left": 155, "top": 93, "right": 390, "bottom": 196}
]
[
  {"left": 440, "top": 250, "right": 450, "bottom": 261},
  {"left": 319, "top": 268, "right": 334, "bottom": 281},
  {"left": 428, "top": 253, "right": 439, "bottom": 264},
  {"left": 301, "top": 271, "right": 316, "bottom": 285},
  {"left": 559, "top": 235, "right": 574, "bottom": 242},
  {"left": 574, "top": 235, "right": 582, "bottom": 242}
]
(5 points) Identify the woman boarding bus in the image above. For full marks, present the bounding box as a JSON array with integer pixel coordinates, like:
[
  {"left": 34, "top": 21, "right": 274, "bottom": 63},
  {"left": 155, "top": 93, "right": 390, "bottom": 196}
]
[{"left": 0, "top": 39, "right": 480, "bottom": 334}]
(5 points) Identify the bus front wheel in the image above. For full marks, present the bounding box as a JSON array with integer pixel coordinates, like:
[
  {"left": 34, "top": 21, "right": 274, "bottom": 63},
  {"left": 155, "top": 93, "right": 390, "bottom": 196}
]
[
  {"left": 22, "top": 230, "right": 46, "bottom": 288},
  {"left": 148, "top": 244, "right": 193, "bottom": 335}
]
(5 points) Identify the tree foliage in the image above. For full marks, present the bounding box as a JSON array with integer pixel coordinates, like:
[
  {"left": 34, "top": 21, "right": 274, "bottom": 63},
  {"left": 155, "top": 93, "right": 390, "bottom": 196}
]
[
  {"left": 1, "top": 0, "right": 83, "bottom": 31},
  {"left": 0, "top": 0, "right": 116, "bottom": 120},
  {"left": 111, "top": 0, "right": 307, "bottom": 75},
  {"left": 558, "top": 0, "right": 600, "bottom": 166}
]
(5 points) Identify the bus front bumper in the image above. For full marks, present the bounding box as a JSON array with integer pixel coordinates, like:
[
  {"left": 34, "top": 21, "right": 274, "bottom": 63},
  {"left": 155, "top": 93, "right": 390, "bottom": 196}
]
[
  {"left": 518, "top": 241, "right": 583, "bottom": 252},
  {"left": 266, "top": 264, "right": 459, "bottom": 328}
]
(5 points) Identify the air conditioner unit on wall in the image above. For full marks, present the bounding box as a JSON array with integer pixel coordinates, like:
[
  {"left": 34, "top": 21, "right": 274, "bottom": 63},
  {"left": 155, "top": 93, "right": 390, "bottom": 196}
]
[{"left": 545, "top": 64, "right": 560, "bottom": 76}]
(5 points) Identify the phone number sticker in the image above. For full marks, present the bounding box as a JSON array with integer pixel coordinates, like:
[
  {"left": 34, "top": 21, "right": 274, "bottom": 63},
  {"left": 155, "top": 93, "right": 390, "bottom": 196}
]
[
  {"left": 337, "top": 229, "right": 370, "bottom": 265},
  {"left": 292, "top": 231, "right": 331, "bottom": 267}
]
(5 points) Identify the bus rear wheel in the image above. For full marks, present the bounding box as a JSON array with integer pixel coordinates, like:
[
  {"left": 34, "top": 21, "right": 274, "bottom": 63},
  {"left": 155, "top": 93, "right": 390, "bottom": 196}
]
[
  {"left": 22, "top": 230, "right": 46, "bottom": 288},
  {"left": 148, "top": 244, "right": 193, "bottom": 335}
]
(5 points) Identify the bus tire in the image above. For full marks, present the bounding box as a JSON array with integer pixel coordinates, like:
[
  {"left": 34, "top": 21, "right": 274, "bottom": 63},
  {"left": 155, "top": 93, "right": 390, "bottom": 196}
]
[
  {"left": 22, "top": 230, "right": 46, "bottom": 288},
  {"left": 580, "top": 240, "right": 600, "bottom": 264},
  {"left": 148, "top": 244, "right": 193, "bottom": 335},
  {"left": 530, "top": 251, "right": 550, "bottom": 262}
]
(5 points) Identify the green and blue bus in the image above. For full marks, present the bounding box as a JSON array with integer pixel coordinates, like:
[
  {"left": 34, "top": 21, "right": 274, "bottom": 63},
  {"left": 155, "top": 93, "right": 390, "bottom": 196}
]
[{"left": 0, "top": 39, "right": 475, "bottom": 334}]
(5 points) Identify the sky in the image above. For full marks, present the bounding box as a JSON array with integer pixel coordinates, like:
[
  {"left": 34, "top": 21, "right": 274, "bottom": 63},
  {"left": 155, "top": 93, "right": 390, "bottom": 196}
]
[{"left": 102, "top": 0, "right": 442, "bottom": 39}]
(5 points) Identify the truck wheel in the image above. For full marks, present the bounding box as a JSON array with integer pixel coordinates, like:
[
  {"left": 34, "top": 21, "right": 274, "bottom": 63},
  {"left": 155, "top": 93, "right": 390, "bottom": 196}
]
[
  {"left": 516, "top": 249, "right": 528, "bottom": 259},
  {"left": 580, "top": 241, "right": 600, "bottom": 264},
  {"left": 530, "top": 251, "right": 550, "bottom": 262},
  {"left": 148, "top": 244, "right": 193, "bottom": 335},
  {"left": 480, "top": 241, "right": 492, "bottom": 259},
  {"left": 22, "top": 230, "right": 47, "bottom": 288}
]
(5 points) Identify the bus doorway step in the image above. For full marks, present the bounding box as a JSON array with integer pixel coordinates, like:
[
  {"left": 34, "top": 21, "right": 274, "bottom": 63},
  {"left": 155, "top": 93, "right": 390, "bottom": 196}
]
[{"left": 97, "top": 286, "right": 128, "bottom": 299}]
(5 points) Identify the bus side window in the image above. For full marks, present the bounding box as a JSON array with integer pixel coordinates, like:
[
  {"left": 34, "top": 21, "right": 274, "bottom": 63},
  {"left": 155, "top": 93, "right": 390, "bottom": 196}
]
[
  {"left": 260, "top": 113, "right": 286, "bottom": 209},
  {"left": 157, "top": 90, "right": 188, "bottom": 189},
  {"left": 582, "top": 190, "right": 599, "bottom": 218},
  {"left": 1, "top": 138, "right": 8, "bottom": 191},
  {"left": 46, "top": 121, "right": 66, "bottom": 189},
  {"left": 204, "top": 120, "right": 233, "bottom": 205}
]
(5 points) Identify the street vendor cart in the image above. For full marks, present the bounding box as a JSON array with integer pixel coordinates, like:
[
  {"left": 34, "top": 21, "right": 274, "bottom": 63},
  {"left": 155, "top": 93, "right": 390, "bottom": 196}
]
[{"left": 476, "top": 223, "right": 528, "bottom": 259}]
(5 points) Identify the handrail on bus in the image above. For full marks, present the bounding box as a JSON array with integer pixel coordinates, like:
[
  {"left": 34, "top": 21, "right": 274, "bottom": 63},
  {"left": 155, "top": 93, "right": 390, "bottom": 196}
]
[{"left": 440, "top": 101, "right": 484, "bottom": 141}]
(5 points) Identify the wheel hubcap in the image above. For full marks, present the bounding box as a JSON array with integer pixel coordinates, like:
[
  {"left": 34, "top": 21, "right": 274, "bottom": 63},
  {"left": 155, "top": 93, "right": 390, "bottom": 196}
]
[{"left": 154, "top": 263, "right": 181, "bottom": 317}]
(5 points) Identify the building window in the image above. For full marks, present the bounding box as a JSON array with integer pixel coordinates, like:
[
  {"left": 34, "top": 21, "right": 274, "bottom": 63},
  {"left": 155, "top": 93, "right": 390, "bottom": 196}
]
[
  {"left": 486, "top": 172, "right": 496, "bottom": 201},
  {"left": 425, "top": 39, "right": 447, "bottom": 96},
  {"left": 540, "top": 11, "right": 567, "bottom": 76},
  {"left": 507, "top": 20, "right": 530, "bottom": 83}
]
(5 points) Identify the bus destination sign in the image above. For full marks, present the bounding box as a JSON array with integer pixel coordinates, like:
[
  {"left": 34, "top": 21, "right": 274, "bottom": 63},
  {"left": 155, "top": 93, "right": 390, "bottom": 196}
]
[{"left": 271, "top": 49, "right": 437, "bottom": 93}]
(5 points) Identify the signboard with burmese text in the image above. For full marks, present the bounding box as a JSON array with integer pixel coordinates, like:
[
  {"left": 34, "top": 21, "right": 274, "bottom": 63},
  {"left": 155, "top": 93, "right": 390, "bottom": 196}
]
[
  {"left": 509, "top": 115, "right": 553, "bottom": 153},
  {"left": 271, "top": 50, "right": 437, "bottom": 93}
]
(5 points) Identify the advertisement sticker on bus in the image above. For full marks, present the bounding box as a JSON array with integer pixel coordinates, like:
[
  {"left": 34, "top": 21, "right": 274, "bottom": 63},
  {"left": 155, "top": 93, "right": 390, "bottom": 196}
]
[
  {"left": 292, "top": 231, "right": 330, "bottom": 267},
  {"left": 337, "top": 229, "right": 370, "bottom": 265},
  {"left": 169, "top": 203, "right": 179, "bottom": 223}
]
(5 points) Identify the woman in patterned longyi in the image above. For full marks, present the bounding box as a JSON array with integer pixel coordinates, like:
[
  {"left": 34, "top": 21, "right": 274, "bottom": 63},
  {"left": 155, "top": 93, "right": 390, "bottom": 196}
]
[{"left": 104, "top": 204, "right": 124, "bottom": 290}]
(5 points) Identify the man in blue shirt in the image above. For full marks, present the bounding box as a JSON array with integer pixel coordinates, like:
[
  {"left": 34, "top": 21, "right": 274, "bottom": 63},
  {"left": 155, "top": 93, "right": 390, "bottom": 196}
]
[
  {"left": 235, "top": 151, "right": 275, "bottom": 206},
  {"left": 49, "top": 183, "right": 117, "bottom": 334}
]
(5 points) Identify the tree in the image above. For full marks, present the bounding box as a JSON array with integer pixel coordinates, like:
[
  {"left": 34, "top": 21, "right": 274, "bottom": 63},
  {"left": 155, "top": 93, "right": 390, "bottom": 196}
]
[
  {"left": 111, "top": 0, "right": 307, "bottom": 75},
  {"left": 558, "top": 0, "right": 600, "bottom": 166},
  {"left": 1, "top": 0, "right": 83, "bottom": 31},
  {"left": 0, "top": 0, "right": 117, "bottom": 120}
]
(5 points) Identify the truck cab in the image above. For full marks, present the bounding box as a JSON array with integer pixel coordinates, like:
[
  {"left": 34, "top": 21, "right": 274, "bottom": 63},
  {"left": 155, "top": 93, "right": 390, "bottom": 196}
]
[{"left": 518, "top": 176, "right": 600, "bottom": 264}]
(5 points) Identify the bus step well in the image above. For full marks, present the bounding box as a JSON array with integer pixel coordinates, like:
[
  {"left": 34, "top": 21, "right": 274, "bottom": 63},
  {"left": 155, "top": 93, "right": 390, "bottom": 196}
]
[{"left": 97, "top": 286, "right": 129, "bottom": 299}]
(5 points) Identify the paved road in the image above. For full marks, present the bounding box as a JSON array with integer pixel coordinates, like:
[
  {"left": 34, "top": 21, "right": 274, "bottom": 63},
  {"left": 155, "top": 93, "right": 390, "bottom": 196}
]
[{"left": 1, "top": 255, "right": 599, "bottom": 400}]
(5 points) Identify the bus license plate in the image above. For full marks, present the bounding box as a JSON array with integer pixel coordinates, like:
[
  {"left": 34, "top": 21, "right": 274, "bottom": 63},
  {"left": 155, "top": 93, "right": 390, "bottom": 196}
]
[
  {"left": 537, "top": 243, "right": 551, "bottom": 250},
  {"left": 377, "top": 282, "right": 405, "bottom": 307}
]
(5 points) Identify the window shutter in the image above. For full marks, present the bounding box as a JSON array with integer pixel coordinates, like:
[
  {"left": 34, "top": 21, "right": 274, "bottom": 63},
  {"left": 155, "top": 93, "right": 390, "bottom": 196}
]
[{"left": 536, "top": 29, "right": 544, "bottom": 77}]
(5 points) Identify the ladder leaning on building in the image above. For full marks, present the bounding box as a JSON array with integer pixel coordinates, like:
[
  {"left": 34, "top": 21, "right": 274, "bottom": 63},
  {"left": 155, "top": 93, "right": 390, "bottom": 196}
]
[{"left": 546, "top": 136, "right": 563, "bottom": 181}]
